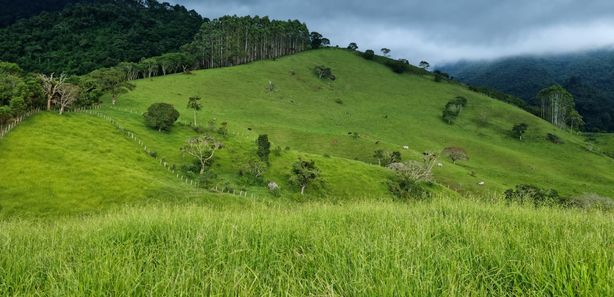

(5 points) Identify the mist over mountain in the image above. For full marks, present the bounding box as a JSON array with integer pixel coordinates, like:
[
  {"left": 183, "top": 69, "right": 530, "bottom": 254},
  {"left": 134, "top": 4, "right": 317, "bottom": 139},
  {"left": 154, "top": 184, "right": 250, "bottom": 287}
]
[{"left": 441, "top": 49, "right": 614, "bottom": 132}]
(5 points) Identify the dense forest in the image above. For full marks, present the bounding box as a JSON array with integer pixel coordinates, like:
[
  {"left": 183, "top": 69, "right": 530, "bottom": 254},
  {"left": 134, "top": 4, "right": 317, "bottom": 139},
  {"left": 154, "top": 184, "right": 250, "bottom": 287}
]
[
  {"left": 183, "top": 16, "right": 310, "bottom": 69},
  {"left": 442, "top": 50, "right": 614, "bottom": 132},
  {"left": 0, "top": 0, "right": 89, "bottom": 27},
  {"left": 0, "top": 0, "right": 203, "bottom": 75}
]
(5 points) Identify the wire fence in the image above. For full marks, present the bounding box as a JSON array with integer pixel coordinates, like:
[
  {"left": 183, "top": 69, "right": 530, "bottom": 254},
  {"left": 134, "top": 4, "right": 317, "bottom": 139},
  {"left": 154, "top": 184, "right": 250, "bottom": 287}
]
[
  {"left": 74, "top": 107, "right": 258, "bottom": 199},
  {"left": 0, "top": 108, "right": 41, "bottom": 140}
]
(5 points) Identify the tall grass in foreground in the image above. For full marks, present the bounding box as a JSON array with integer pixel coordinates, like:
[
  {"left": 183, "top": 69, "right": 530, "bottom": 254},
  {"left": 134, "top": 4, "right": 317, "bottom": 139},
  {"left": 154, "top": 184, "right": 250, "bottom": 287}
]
[{"left": 0, "top": 198, "right": 612, "bottom": 296}]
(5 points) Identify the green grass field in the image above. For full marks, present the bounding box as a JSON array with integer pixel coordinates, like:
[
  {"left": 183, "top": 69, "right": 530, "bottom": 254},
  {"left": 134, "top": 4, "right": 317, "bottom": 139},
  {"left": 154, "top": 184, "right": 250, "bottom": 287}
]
[{"left": 1, "top": 198, "right": 612, "bottom": 296}]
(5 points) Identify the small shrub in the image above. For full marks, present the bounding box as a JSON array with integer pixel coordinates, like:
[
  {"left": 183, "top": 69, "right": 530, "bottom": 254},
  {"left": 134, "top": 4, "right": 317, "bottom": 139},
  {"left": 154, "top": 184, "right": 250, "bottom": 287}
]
[
  {"left": 217, "top": 122, "right": 227, "bottom": 136},
  {"left": 504, "top": 184, "right": 562, "bottom": 207},
  {"left": 314, "top": 66, "right": 336, "bottom": 80},
  {"left": 388, "top": 177, "right": 430, "bottom": 200},
  {"left": 256, "top": 134, "right": 271, "bottom": 163},
  {"left": 546, "top": 133, "right": 563, "bottom": 144},
  {"left": 567, "top": 193, "right": 614, "bottom": 211},
  {"left": 512, "top": 123, "right": 529, "bottom": 140},
  {"left": 268, "top": 181, "right": 281, "bottom": 197},
  {"left": 273, "top": 146, "right": 282, "bottom": 156},
  {"left": 385, "top": 59, "right": 408, "bottom": 74},
  {"left": 207, "top": 119, "right": 217, "bottom": 131},
  {"left": 148, "top": 151, "right": 158, "bottom": 158},
  {"left": 335, "top": 98, "right": 344, "bottom": 105}
]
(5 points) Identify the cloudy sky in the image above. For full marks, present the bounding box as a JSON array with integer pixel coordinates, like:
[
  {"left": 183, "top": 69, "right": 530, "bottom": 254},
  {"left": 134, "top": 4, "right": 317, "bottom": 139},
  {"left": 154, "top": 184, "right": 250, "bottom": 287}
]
[{"left": 169, "top": 0, "right": 614, "bottom": 65}]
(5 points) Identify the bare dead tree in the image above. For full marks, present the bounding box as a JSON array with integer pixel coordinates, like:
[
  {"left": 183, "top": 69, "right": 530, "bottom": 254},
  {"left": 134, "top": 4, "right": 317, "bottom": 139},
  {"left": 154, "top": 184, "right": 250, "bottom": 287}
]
[
  {"left": 54, "top": 83, "right": 80, "bottom": 115},
  {"left": 39, "top": 73, "right": 67, "bottom": 111}
]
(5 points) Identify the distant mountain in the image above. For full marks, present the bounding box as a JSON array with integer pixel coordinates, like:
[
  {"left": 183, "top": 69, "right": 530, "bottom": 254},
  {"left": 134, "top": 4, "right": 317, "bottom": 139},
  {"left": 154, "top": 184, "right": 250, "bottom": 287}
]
[
  {"left": 441, "top": 49, "right": 614, "bottom": 132},
  {"left": 0, "top": 0, "right": 203, "bottom": 75},
  {"left": 0, "top": 0, "right": 88, "bottom": 27}
]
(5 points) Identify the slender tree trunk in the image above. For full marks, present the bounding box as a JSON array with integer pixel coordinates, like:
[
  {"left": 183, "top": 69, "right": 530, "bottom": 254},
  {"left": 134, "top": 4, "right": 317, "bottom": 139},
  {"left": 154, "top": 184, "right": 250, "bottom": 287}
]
[
  {"left": 47, "top": 95, "right": 52, "bottom": 111},
  {"left": 193, "top": 110, "right": 197, "bottom": 127},
  {"left": 301, "top": 185, "right": 306, "bottom": 195}
]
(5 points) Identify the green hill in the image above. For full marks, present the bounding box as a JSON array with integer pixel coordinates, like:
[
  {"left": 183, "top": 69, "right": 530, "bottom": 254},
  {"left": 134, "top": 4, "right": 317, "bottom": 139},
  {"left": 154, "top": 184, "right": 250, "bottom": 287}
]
[
  {"left": 2, "top": 48, "right": 614, "bottom": 218},
  {"left": 112, "top": 48, "right": 614, "bottom": 197}
]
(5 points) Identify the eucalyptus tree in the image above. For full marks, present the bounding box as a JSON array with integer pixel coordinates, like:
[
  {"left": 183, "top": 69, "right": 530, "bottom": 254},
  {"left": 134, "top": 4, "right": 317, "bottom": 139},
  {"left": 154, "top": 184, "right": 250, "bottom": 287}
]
[
  {"left": 537, "top": 85, "right": 576, "bottom": 129},
  {"left": 185, "top": 16, "right": 310, "bottom": 69}
]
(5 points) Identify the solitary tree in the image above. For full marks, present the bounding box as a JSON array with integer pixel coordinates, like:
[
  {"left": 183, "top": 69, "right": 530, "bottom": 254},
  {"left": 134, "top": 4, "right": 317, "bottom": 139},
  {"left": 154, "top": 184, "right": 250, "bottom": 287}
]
[
  {"left": 54, "top": 83, "right": 80, "bottom": 115},
  {"left": 373, "top": 149, "right": 385, "bottom": 166},
  {"left": 442, "top": 97, "right": 468, "bottom": 124},
  {"left": 256, "top": 134, "right": 271, "bottom": 163},
  {"left": 363, "top": 49, "right": 375, "bottom": 60},
  {"left": 512, "top": 123, "right": 528, "bottom": 140},
  {"left": 39, "top": 73, "right": 67, "bottom": 111},
  {"left": 144, "top": 103, "right": 180, "bottom": 132},
  {"left": 289, "top": 159, "right": 321, "bottom": 195},
  {"left": 419, "top": 61, "right": 430, "bottom": 70},
  {"left": 187, "top": 96, "right": 202, "bottom": 127},
  {"left": 181, "top": 135, "right": 223, "bottom": 175},
  {"left": 442, "top": 147, "right": 469, "bottom": 164},
  {"left": 347, "top": 42, "right": 358, "bottom": 51},
  {"left": 310, "top": 32, "right": 325, "bottom": 49},
  {"left": 381, "top": 48, "right": 391, "bottom": 57}
]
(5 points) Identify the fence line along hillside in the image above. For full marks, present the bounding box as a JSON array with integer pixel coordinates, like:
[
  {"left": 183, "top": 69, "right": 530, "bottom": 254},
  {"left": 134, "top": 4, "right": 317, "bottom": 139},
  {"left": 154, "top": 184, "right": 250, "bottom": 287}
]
[
  {"left": 74, "top": 107, "right": 258, "bottom": 200},
  {"left": 0, "top": 109, "right": 41, "bottom": 140}
]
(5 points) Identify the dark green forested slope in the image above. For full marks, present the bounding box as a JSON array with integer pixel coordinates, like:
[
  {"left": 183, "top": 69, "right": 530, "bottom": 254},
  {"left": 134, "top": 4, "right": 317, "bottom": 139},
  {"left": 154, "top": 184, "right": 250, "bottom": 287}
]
[
  {"left": 442, "top": 49, "right": 614, "bottom": 132},
  {"left": 0, "top": 0, "right": 89, "bottom": 27},
  {"left": 0, "top": 0, "right": 203, "bottom": 75}
]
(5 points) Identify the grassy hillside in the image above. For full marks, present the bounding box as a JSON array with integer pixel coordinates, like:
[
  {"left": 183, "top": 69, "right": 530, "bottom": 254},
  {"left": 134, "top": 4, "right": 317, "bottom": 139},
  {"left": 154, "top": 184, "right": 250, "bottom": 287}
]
[
  {"left": 2, "top": 48, "right": 613, "bottom": 218},
  {"left": 0, "top": 112, "right": 210, "bottom": 217},
  {"left": 1, "top": 198, "right": 612, "bottom": 296},
  {"left": 109, "top": 48, "right": 614, "bottom": 198}
]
